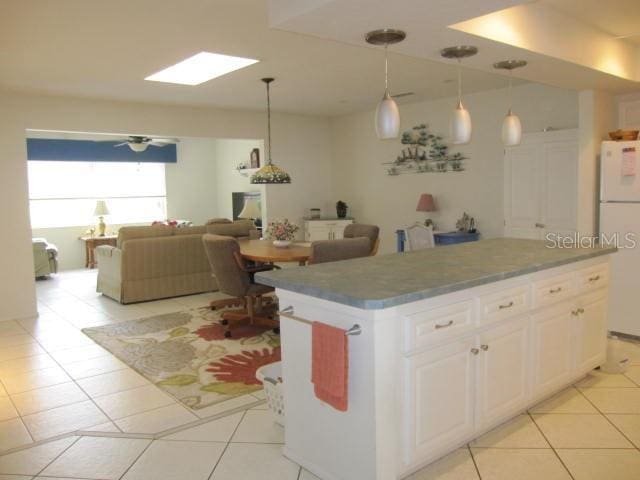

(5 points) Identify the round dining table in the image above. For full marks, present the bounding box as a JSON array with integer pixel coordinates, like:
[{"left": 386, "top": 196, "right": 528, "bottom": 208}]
[{"left": 238, "top": 239, "right": 312, "bottom": 266}]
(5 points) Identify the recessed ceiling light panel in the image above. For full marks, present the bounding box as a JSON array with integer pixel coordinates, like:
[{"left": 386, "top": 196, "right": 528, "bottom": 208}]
[{"left": 145, "top": 52, "right": 259, "bottom": 86}]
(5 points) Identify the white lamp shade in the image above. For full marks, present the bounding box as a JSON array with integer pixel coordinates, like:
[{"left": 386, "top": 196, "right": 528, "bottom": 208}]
[
  {"left": 450, "top": 101, "right": 472, "bottom": 144},
  {"left": 93, "top": 200, "right": 110, "bottom": 216},
  {"left": 129, "top": 142, "right": 148, "bottom": 152},
  {"left": 375, "top": 91, "right": 400, "bottom": 139},
  {"left": 238, "top": 198, "right": 261, "bottom": 219},
  {"left": 502, "top": 111, "right": 522, "bottom": 146}
]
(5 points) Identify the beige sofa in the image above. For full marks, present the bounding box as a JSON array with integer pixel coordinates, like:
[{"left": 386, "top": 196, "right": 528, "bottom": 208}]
[{"left": 96, "top": 221, "right": 259, "bottom": 304}]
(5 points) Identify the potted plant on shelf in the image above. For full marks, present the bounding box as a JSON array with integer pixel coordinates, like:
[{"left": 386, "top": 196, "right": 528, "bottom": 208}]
[
  {"left": 336, "top": 200, "right": 348, "bottom": 218},
  {"left": 266, "top": 219, "right": 299, "bottom": 248}
]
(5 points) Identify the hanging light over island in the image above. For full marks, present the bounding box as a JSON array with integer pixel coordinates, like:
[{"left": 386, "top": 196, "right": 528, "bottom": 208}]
[
  {"left": 440, "top": 46, "right": 478, "bottom": 145},
  {"left": 250, "top": 78, "right": 291, "bottom": 184},
  {"left": 365, "top": 28, "right": 406, "bottom": 140},
  {"left": 494, "top": 60, "right": 527, "bottom": 146}
]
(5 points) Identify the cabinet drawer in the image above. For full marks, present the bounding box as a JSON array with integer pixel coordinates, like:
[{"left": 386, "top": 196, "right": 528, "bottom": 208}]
[
  {"left": 403, "top": 300, "right": 474, "bottom": 352},
  {"left": 576, "top": 264, "right": 609, "bottom": 293},
  {"left": 532, "top": 273, "right": 574, "bottom": 308},
  {"left": 478, "top": 286, "right": 530, "bottom": 325}
]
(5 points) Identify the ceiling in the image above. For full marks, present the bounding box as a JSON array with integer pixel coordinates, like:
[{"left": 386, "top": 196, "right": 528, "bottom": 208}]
[
  {"left": 541, "top": 0, "right": 640, "bottom": 43},
  {"left": 1, "top": 0, "right": 638, "bottom": 117}
]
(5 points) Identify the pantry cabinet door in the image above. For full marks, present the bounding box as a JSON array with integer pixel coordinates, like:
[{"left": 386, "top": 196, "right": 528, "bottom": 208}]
[
  {"left": 504, "top": 145, "right": 542, "bottom": 239},
  {"left": 540, "top": 141, "right": 578, "bottom": 239},
  {"left": 403, "top": 338, "right": 475, "bottom": 466},
  {"left": 476, "top": 318, "right": 530, "bottom": 428}
]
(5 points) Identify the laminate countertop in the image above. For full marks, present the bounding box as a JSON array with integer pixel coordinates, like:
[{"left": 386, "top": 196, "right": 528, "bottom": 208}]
[{"left": 255, "top": 238, "right": 616, "bottom": 309}]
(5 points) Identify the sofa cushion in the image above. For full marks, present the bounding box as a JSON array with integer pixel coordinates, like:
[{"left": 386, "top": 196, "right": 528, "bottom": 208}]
[
  {"left": 205, "top": 218, "right": 233, "bottom": 225},
  {"left": 117, "top": 225, "right": 174, "bottom": 248},
  {"left": 206, "top": 222, "right": 255, "bottom": 238},
  {"left": 174, "top": 225, "right": 207, "bottom": 236}
]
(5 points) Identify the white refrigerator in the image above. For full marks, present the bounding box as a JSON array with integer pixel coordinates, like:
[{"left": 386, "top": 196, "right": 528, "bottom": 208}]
[{"left": 600, "top": 140, "right": 640, "bottom": 337}]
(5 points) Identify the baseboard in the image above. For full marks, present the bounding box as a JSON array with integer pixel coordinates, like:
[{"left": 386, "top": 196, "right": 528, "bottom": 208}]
[
  {"left": 610, "top": 331, "right": 640, "bottom": 342},
  {"left": 0, "top": 312, "right": 38, "bottom": 323}
]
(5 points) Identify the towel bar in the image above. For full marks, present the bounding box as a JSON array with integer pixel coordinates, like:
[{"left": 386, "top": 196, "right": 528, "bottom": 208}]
[{"left": 278, "top": 306, "right": 361, "bottom": 336}]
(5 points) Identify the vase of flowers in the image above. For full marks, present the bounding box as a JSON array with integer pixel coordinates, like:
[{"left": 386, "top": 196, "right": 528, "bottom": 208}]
[{"left": 266, "top": 219, "right": 299, "bottom": 248}]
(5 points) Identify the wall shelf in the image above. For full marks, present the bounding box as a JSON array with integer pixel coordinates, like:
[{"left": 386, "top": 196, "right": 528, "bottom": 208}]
[{"left": 235, "top": 168, "right": 259, "bottom": 177}]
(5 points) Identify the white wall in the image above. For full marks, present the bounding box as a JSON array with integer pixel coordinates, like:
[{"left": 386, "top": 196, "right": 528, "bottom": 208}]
[
  {"left": 0, "top": 90, "right": 333, "bottom": 322},
  {"left": 31, "top": 223, "right": 144, "bottom": 271},
  {"left": 214, "top": 139, "right": 264, "bottom": 220},
  {"left": 330, "top": 83, "right": 579, "bottom": 253},
  {"left": 578, "top": 90, "right": 615, "bottom": 236},
  {"left": 165, "top": 137, "right": 218, "bottom": 225}
]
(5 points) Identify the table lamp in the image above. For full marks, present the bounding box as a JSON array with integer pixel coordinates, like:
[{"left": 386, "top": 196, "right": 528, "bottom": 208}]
[
  {"left": 416, "top": 193, "right": 436, "bottom": 227},
  {"left": 94, "top": 200, "right": 110, "bottom": 237},
  {"left": 238, "top": 197, "right": 262, "bottom": 225}
]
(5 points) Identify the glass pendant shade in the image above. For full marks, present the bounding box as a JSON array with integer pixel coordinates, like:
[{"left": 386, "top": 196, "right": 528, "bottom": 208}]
[
  {"left": 451, "top": 100, "right": 472, "bottom": 144},
  {"left": 375, "top": 91, "right": 400, "bottom": 139},
  {"left": 502, "top": 109, "right": 522, "bottom": 146}
]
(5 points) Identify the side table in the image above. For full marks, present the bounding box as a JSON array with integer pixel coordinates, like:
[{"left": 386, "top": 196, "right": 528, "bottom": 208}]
[{"left": 79, "top": 235, "right": 117, "bottom": 268}]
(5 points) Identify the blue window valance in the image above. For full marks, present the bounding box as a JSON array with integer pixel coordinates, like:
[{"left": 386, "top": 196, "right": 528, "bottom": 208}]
[{"left": 26, "top": 138, "right": 177, "bottom": 163}]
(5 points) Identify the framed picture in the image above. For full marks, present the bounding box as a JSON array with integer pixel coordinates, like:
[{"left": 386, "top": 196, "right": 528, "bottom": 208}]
[{"left": 250, "top": 148, "right": 260, "bottom": 168}]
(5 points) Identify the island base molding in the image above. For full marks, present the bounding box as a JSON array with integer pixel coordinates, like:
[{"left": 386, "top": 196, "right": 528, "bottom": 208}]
[{"left": 277, "top": 255, "right": 611, "bottom": 480}]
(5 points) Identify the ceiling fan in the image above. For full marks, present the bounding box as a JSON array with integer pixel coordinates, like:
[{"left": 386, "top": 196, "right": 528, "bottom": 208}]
[{"left": 112, "top": 136, "right": 180, "bottom": 153}]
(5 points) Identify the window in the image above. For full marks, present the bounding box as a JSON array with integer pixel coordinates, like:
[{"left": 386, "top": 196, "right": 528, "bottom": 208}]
[{"left": 28, "top": 161, "right": 167, "bottom": 228}]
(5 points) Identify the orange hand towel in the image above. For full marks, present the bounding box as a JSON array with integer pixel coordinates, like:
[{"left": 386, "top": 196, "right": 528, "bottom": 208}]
[{"left": 311, "top": 321, "right": 348, "bottom": 412}]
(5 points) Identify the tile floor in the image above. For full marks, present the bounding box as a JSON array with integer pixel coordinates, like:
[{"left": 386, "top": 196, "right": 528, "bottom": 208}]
[
  {"left": 1, "top": 270, "right": 640, "bottom": 479},
  {"left": 0, "top": 270, "right": 262, "bottom": 451}
]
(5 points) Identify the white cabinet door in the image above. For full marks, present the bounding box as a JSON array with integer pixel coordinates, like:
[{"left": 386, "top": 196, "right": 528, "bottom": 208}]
[
  {"left": 404, "top": 338, "right": 475, "bottom": 466},
  {"left": 504, "top": 145, "right": 542, "bottom": 239},
  {"left": 575, "top": 292, "right": 607, "bottom": 373},
  {"left": 476, "top": 318, "right": 530, "bottom": 428},
  {"left": 306, "top": 224, "right": 331, "bottom": 241},
  {"left": 531, "top": 302, "right": 574, "bottom": 398},
  {"left": 540, "top": 142, "right": 578, "bottom": 237}
]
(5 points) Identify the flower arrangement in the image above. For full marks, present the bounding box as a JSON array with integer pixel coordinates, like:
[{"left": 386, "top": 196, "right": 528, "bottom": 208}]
[{"left": 266, "top": 219, "right": 299, "bottom": 241}]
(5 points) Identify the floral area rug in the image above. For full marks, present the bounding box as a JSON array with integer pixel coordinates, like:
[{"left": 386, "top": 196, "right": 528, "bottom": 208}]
[{"left": 82, "top": 306, "right": 280, "bottom": 411}]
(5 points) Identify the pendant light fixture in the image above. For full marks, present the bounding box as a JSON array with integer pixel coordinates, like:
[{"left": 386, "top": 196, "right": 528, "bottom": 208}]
[
  {"left": 250, "top": 78, "right": 291, "bottom": 184},
  {"left": 441, "top": 46, "right": 478, "bottom": 145},
  {"left": 494, "top": 60, "right": 527, "bottom": 146},
  {"left": 365, "top": 28, "right": 406, "bottom": 139}
]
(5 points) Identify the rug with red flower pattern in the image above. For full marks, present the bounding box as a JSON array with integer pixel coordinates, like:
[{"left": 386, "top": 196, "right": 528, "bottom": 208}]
[{"left": 82, "top": 306, "right": 280, "bottom": 411}]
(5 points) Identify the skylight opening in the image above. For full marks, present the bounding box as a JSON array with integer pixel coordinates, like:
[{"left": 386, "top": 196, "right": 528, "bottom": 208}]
[{"left": 145, "top": 52, "right": 259, "bottom": 86}]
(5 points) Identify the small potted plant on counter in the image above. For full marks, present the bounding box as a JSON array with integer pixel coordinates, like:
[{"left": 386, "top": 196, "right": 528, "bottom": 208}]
[
  {"left": 336, "top": 200, "right": 348, "bottom": 218},
  {"left": 266, "top": 219, "right": 299, "bottom": 248}
]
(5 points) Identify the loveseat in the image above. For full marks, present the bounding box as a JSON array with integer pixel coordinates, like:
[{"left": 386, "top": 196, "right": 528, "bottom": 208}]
[{"left": 96, "top": 220, "right": 259, "bottom": 304}]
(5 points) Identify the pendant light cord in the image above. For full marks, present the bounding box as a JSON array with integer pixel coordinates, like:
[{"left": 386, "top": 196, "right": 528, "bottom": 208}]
[
  {"left": 384, "top": 44, "right": 389, "bottom": 92},
  {"left": 508, "top": 69, "right": 513, "bottom": 114},
  {"left": 457, "top": 58, "right": 462, "bottom": 103},
  {"left": 266, "top": 81, "right": 272, "bottom": 166}
]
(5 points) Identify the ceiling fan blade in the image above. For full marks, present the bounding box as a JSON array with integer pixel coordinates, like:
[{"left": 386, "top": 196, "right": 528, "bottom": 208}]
[{"left": 113, "top": 142, "right": 128, "bottom": 147}]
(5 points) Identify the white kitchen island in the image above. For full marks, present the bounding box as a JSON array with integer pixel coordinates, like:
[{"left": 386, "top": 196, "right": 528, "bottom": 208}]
[{"left": 256, "top": 238, "right": 616, "bottom": 480}]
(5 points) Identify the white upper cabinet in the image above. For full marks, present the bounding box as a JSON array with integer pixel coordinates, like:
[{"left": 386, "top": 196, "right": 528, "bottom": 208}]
[{"left": 504, "top": 130, "right": 578, "bottom": 240}]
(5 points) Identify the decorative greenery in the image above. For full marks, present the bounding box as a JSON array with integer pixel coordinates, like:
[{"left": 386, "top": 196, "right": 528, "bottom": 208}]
[
  {"left": 384, "top": 124, "right": 467, "bottom": 175},
  {"left": 266, "top": 218, "right": 299, "bottom": 241},
  {"left": 336, "top": 200, "right": 348, "bottom": 218}
]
